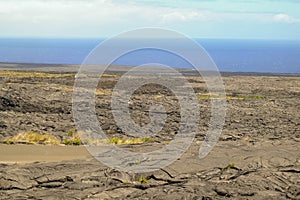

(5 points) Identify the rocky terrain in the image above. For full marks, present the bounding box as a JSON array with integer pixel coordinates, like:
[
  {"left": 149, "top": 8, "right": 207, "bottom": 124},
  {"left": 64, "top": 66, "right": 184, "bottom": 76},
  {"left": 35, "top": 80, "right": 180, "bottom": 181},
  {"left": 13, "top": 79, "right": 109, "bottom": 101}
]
[{"left": 0, "top": 66, "right": 299, "bottom": 199}]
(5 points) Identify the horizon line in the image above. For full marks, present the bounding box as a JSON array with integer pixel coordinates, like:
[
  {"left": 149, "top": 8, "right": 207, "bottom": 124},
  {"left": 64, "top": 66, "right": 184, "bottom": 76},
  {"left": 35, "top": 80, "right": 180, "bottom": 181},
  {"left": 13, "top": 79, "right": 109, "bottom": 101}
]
[{"left": 0, "top": 37, "right": 300, "bottom": 41}]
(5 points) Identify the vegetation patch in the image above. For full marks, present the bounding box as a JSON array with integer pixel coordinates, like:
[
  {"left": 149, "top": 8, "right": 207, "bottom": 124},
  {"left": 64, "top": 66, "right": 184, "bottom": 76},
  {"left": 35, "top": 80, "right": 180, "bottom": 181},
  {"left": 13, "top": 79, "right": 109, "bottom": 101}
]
[
  {"left": 153, "top": 95, "right": 162, "bottom": 99},
  {"left": 138, "top": 176, "right": 148, "bottom": 184},
  {"left": 228, "top": 94, "right": 265, "bottom": 99},
  {"left": 101, "top": 137, "right": 153, "bottom": 145},
  {"left": 52, "top": 86, "right": 74, "bottom": 92},
  {"left": 95, "top": 89, "right": 112, "bottom": 95},
  {"left": 4, "top": 132, "right": 60, "bottom": 145},
  {"left": 222, "top": 163, "right": 237, "bottom": 171},
  {"left": 100, "top": 73, "right": 117, "bottom": 77},
  {"left": 3, "top": 129, "right": 153, "bottom": 146},
  {"left": 0, "top": 70, "right": 74, "bottom": 78},
  {"left": 198, "top": 94, "right": 265, "bottom": 100},
  {"left": 62, "top": 128, "right": 82, "bottom": 145},
  {"left": 49, "top": 86, "right": 112, "bottom": 96}
]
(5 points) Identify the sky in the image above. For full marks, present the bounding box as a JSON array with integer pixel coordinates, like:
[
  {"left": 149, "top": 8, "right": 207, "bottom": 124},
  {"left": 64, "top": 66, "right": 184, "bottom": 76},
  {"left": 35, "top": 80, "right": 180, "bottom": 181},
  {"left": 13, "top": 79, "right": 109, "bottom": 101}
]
[{"left": 0, "top": 0, "right": 300, "bottom": 39}]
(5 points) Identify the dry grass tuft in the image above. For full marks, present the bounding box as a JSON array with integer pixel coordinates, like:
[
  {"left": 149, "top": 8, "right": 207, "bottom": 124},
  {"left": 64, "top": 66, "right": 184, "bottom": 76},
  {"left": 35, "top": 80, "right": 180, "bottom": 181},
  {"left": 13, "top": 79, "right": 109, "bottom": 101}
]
[
  {"left": 0, "top": 70, "right": 74, "bottom": 78},
  {"left": 4, "top": 132, "right": 60, "bottom": 145},
  {"left": 95, "top": 89, "right": 112, "bottom": 95},
  {"left": 101, "top": 73, "right": 117, "bottom": 77},
  {"left": 3, "top": 130, "right": 153, "bottom": 146},
  {"left": 49, "top": 86, "right": 112, "bottom": 96},
  {"left": 62, "top": 128, "right": 82, "bottom": 145},
  {"left": 198, "top": 94, "right": 265, "bottom": 100},
  {"left": 101, "top": 137, "right": 153, "bottom": 145},
  {"left": 51, "top": 86, "right": 74, "bottom": 92}
]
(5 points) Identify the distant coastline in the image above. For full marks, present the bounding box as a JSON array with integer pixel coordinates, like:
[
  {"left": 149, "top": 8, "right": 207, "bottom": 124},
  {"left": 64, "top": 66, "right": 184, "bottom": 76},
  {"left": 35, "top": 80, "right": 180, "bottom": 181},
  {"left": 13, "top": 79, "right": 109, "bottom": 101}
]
[{"left": 0, "top": 62, "right": 299, "bottom": 77}]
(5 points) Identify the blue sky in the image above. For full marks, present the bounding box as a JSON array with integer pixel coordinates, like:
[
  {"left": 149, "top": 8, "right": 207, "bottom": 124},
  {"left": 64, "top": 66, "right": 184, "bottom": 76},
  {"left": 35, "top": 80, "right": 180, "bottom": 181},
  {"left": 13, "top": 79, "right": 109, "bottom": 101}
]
[{"left": 0, "top": 0, "right": 300, "bottom": 39}]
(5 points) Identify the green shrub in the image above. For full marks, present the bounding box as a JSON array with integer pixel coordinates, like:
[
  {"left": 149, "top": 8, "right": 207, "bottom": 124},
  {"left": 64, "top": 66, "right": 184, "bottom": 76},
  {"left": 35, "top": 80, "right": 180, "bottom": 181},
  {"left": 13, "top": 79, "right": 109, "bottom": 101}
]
[
  {"left": 63, "top": 129, "right": 82, "bottom": 145},
  {"left": 138, "top": 176, "right": 148, "bottom": 184}
]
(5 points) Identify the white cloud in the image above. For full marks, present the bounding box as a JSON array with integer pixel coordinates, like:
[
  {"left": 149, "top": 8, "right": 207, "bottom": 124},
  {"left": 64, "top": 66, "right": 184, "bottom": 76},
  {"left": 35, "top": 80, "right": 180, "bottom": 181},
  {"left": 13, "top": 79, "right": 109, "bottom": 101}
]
[
  {"left": 273, "top": 13, "right": 300, "bottom": 23},
  {"left": 0, "top": 0, "right": 218, "bottom": 37},
  {"left": 161, "top": 10, "right": 213, "bottom": 22},
  {"left": 0, "top": 0, "right": 299, "bottom": 38}
]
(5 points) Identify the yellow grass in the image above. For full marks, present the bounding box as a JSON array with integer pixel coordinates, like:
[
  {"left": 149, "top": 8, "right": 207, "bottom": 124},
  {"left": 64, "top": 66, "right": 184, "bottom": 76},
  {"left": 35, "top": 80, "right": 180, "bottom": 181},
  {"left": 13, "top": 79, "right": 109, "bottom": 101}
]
[
  {"left": 197, "top": 94, "right": 265, "bottom": 100},
  {"left": 62, "top": 128, "right": 82, "bottom": 145},
  {"left": 62, "top": 134, "right": 82, "bottom": 145},
  {"left": 50, "top": 86, "right": 112, "bottom": 96},
  {"left": 153, "top": 95, "right": 162, "bottom": 99},
  {"left": 3, "top": 130, "right": 152, "bottom": 146},
  {"left": 0, "top": 70, "right": 74, "bottom": 78},
  {"left": 101, "top": 73, "right": 117, "bottom": 77},
  {"left": 0, "top": 70, "right": 117, "bottom": 79},
  {"left": 51, "top": 86, "right": 74, "bottom": 92},
  {"left": 95, "top": 89, "right": 112, "bottom": 95},
  {"left": 101, "top": 137, "right": 153, "bottom": 145},
  {"left": 5, "top": 132, "right": 60, "bottom": 145}
]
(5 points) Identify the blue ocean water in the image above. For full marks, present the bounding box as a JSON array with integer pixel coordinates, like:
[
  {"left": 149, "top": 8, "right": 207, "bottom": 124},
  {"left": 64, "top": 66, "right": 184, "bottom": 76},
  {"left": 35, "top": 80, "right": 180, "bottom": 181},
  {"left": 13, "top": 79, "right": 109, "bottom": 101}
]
[{"left": 0, "top": 38, "right": 299, "bottom": 73}]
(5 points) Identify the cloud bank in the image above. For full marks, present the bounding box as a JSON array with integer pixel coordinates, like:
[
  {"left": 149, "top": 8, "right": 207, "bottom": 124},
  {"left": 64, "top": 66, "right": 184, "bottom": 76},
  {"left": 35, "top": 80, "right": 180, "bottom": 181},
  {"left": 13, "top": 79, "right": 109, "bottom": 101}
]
[{"left": 0, "top": 0, "right": 299, "bottom": 39}]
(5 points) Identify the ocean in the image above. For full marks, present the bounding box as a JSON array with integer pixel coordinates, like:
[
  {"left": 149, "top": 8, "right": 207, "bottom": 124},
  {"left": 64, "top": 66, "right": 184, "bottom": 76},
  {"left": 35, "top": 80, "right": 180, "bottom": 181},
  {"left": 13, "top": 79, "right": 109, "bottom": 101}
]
[{"left": 0, "top": 38, "right": 299, "bottom": 73}]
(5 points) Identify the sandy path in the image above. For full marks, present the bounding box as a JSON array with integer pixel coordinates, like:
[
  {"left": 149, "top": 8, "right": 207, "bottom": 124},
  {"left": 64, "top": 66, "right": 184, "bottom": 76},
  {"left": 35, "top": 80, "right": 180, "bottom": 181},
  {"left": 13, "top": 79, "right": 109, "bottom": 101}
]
[{"left": 0, "top": 144, "right": 91, "bottom": 164}]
